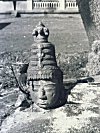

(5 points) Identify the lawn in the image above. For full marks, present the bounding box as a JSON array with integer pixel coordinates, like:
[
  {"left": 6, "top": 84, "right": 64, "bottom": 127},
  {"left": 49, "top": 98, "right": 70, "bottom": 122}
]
[{"left": 0, "top": 14, "right": 89, "bottom": 54}]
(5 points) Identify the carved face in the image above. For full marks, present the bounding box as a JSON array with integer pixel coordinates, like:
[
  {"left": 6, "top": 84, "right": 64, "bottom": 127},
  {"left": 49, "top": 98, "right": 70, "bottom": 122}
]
[{"left": 29, "top": 79, "right": 61, "bottom": 108}]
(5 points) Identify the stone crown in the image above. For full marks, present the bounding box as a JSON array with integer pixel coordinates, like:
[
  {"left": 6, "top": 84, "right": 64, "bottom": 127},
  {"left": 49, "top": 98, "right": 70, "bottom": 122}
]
[
  {"left": 32, "top": 22, "right": 49, "bottom": 42},
  {"left": 27, "top": 22, "right": 63, "bottom": 81}
]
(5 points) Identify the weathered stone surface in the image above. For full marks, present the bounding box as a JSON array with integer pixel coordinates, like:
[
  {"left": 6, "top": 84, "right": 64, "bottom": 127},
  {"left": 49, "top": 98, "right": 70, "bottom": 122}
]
[
  {"left": 76, "top": 0, "right": 100, "bottom": 46},
  {"left": 20, "top": 22, "right": 66, "bottom": 109},
  {"left": 1, "top": 83, "right": 100, "bottom": 133}
]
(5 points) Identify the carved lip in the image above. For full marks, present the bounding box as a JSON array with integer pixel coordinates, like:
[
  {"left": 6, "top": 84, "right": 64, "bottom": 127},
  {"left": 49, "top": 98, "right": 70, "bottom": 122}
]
[
  {"left": 38, "top": 101, "right": 48, "bottom": 105},
  {"left": 38, "top": 103, "right": 48, "bottom": 108},
  {"left": 39, "top": 102, "right": 47, "bottom": 105}
]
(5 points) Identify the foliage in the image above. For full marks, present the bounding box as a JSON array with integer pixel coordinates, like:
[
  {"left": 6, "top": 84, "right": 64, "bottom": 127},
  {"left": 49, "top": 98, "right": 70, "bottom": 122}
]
[
  {"left": 57, "top": 51, "right": 88, "bottom": 79},
  {"left": 0, "top": 50, "right": 29, "bottom": 89},
  {"left": 86, "top": 40, "right": 100, "bottom": 76}
]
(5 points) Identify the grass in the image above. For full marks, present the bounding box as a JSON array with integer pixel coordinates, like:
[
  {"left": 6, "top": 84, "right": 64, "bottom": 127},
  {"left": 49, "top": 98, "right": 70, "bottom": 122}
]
[{"left": 0, "top": 14, "right": 89, "bottom": 54}]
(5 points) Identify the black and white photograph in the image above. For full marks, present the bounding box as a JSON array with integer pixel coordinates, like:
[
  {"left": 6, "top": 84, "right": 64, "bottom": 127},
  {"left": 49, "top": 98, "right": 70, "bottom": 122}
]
[{"left": 0, "top": 0, "right": 100, "bottom": 133}]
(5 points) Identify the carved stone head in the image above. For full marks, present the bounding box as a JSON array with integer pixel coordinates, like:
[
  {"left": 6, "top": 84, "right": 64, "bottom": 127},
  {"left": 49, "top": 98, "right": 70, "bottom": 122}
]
[
  {"left": 29, "top": 78, "right": 64, "bottom": 109},
  {"left": 27, "top": 22, "right": 66, "bottom": 109}
]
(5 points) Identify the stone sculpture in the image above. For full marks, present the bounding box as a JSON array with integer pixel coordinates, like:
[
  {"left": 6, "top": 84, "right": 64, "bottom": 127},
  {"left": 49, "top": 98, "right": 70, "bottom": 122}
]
[{"left": 19, "top": 22, "right": 66, "bottom": 109}]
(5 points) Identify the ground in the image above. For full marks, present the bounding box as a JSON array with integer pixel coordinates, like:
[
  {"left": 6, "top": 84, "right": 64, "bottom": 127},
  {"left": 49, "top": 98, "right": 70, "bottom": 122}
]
[{"left": 1, "top": 83, "right": 100, "bottom": 133}]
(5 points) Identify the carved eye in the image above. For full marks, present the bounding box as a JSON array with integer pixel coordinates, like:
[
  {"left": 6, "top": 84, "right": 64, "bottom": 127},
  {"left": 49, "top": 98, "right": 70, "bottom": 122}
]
[{"left": 32, "top": 84, "right": 40, "bottom": 92}]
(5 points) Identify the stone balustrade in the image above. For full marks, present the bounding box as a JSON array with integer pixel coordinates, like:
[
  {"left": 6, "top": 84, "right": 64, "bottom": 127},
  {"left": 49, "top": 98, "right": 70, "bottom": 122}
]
[{"left": 0, "top": 0, "right": 79, "bottom": 12}]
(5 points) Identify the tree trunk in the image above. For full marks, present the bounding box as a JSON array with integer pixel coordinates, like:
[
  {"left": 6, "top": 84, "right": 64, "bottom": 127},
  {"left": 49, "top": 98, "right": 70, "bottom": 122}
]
[
  {"left": 76, "top": 0, "right": 100, "bottom": 46},
  {"left": 13, "top": 1, "right": 16, "bottom": 10}
]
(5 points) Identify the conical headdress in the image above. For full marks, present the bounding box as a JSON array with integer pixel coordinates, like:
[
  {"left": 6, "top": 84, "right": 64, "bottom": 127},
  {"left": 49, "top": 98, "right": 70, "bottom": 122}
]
[{"left": 27, "top": 22, "right": 63, "bottom": 81}]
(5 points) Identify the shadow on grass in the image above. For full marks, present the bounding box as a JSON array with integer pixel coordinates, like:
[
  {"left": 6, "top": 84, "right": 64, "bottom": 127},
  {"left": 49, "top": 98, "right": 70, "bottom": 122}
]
[{"left": 0, "top": 22, "right": 11, "bottom": 30}]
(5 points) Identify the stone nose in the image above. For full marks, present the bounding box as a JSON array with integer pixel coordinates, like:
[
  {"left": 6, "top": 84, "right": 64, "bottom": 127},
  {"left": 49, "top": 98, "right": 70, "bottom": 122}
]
[{"left": 39, "top": 87, "right": 47, "bottom": 100}]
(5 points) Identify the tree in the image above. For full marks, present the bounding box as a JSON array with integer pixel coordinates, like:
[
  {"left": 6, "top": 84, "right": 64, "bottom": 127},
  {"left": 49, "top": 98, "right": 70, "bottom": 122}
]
[{"left": 76, "top": 0, "right": 100, "bottom": 46}]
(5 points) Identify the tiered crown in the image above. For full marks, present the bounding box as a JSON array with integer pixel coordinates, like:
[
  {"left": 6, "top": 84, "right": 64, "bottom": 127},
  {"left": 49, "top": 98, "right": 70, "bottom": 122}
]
[{"left": 27, "top": 22, "right": 63, "bottom": 81}]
